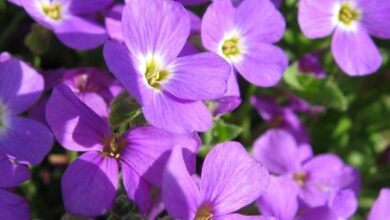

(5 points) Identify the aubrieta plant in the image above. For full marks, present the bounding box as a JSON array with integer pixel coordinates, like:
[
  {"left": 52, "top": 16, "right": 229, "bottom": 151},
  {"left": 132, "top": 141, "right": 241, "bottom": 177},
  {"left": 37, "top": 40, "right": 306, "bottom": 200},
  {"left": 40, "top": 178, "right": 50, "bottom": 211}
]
[{"left": 0, "top": 0, "right": 389, "bottom": 219}]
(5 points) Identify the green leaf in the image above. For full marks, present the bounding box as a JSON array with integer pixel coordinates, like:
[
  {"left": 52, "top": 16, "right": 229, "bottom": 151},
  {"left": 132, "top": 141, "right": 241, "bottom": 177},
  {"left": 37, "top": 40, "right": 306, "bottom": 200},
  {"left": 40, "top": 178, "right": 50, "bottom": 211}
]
[
  {"left": 283, "top": 63, "right": 348, "bottom": 111},
  {"left": 109, "top": 92, "right": 145, "bottom": 130},
  {"left": 24, "top": 23, "right": 52, "bottom": 55}
]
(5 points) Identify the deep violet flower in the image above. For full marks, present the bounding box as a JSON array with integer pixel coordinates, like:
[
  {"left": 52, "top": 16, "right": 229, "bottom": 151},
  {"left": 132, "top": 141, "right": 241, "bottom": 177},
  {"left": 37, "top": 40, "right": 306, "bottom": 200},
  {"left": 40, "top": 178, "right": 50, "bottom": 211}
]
[
  {"left": 0, "top": 153, "right": 31, "bottom": 220},
  {"left": 0, "top": 54, "right": 53, "bottom": 164},
  {"left": 368, "top": 188, "right": 390, "bottom": 220},
  {"left": 104, "top": 0, "right": 231, "bottom": 134},
  {"left": 162, "top": 141, "right": 269, "bottom": 220},
  {"left": 254, "top": 129, "right": 360, "bottom": 212},
  {"left": 46, "top": 84, "right": 200, "bottom": 217},
  {"left": 298, "top": 51, "right": 327, "bottom": 79},
  {"left": 250, "top": 95, "right": 311, "bottom": 146},
  {"left": 20, "top": 0, "right": 113, "bottom": 50},
  {"left": 298, "top": 0, "right": 390, "bottom": 76},
  {"left": 201, "top": 0, "right": 288, "bottom": 87}
]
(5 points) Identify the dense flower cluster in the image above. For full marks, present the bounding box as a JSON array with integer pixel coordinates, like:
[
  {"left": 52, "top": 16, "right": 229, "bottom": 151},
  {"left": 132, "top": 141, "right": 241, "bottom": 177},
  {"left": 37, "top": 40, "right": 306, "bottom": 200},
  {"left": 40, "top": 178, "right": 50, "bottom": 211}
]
[{"left": 0, "top": 0, "right": 389, "bottom": 219}]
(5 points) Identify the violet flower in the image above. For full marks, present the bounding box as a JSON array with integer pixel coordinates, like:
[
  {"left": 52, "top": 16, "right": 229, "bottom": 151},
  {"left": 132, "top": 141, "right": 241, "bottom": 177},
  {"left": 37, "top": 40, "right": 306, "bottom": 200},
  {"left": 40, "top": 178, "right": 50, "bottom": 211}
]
[
  {"left": 254, "top": 129, "right": 359, "bottom": 211},
  {"left": 176, "top": 0, "right": 208, "bottom": 5},
  {"left": 20, "top": 0, "right": 112, "bottom": 50},
  {"left": 46, "top": 84, "right": 200, "bottom": 217},
  {"left": 0, "top": 153, "right": 31, "bottom": 220},
  {"left": 0, "top": 54, "right": 53, "bottom": 164},
  {"left": 368, "top": 188, "right": 390, "bottom": 220},
  {"left": 298, "top": 51, "right": 327, "bottom": 79},
  {"left": 162, "top": 141, "right": 269, "bottom": 220},
  {"left": 298, "top": 0, "right": 390, "bottom": 75},
  {"left": 201, "top": 0, "right": 288, "bottom": 87},
  {"left": 104, "top": 0, "right": 231, "bottom": 134}
]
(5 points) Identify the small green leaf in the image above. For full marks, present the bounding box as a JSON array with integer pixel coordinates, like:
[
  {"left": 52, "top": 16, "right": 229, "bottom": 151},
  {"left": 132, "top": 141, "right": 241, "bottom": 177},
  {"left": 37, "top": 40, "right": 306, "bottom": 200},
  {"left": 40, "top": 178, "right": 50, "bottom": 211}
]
[
  {"left": 283, "top": 63, "right": 348, "bottom": 111},
  {"left": 24, "top": 23, "right": 52, "bottom": 55},
  {"left": 109, "top": 92, "right": 145, "bottom": 130}
]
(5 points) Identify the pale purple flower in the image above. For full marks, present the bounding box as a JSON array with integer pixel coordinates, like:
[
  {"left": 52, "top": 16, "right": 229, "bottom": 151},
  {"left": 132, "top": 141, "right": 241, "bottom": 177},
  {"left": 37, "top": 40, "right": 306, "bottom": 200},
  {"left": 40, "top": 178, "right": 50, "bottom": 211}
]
[
  {"left": 104, "top": 0, "right": 231, "bottom": 134},
  {"left": 162, "top": 141, "right": 269, "bottom": 220},
  {"left": 20, "top": 0, "right": 113, "bottom": 50},
  {"left": 298, "top": 0, "right": 390, "bottom": 76},
  {"left": 0, "top": 54, "right": 53, "bottom": 164},
  {"left": 201, "top": 0, "right": 288, "bottom": 88},
  {"left": 46, "top": 84, "right": 200, "bottom": 217},
  {"left": 254, "top": 129, "right": 360, "bottom": 211},
  {"left": 250, "top": 95, "right": 311, "bottom": 145},
  {"left": 0, "top": 153, "right": 31, "bottom": 220},
  {"left": 368, "top": 188, "right": 390, "bottom": 220}
]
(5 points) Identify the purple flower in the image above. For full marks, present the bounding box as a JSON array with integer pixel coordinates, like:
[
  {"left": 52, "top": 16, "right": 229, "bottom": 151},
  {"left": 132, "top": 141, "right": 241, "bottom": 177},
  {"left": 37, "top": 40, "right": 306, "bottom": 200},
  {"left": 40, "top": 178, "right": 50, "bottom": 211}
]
[
  {"left": 162, "top": 141, "right": 269, "bottom": 220},
  {"left": 0, "top": 54, "right": 53, "bottom": 164},
  {"left": 298, "top": 0, "right": 390, "bottom": 76},
  {"left": 20, "top": 0, "right": 113, "bottom": 50},
  {"left": 298, "top": 51, "right": 327, "bottom": 79},
  {"left": 176, "top": 0, "right": 208, "bottom": 5},
  {"left": 104, "top": 0, "right": 231, "bottom": 134},
  {"left": 254, "top": 129, "right": 359, "bottom": 211},
  {"left": 368, "top": 188, "right": 390, "bottom": 220},
  {"left": 0, "top": 153, "right": 31, "bottom": 220},
  {"left": 46, "top": 84, "right": 200, "bottom": 217},
  {"left": 288, "top": 94, "right": 325, "bottom": 116},
  {"left": 250, "top": 95, "right": 311, "bottom": 145},
  {"left": 201, "top": 0, "right": 288, "bottom": 87}
]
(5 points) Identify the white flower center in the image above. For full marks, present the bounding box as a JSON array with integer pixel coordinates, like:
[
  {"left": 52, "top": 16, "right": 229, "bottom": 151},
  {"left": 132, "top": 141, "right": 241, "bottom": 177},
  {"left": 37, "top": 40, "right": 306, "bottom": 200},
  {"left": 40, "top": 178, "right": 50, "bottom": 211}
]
[
  {"left": 332, "top": 1, "right": 361, "bottom": 32},
  {"left": 218, "top": 30, "right": 244, "bottom": 63}
]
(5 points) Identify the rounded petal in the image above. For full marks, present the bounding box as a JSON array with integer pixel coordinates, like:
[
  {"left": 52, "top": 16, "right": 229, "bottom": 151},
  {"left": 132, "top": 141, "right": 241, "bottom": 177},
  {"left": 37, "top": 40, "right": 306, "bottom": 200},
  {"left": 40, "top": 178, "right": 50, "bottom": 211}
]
[
  {"left": 303, "top": 154, "right": 344, "bottom": 188},
  {"left": 234, "top": 43, "right": 288, "bottom": 87},
  {"left": 360, "top": 0, "right": 390, "bottom": 39},
  {"left": 163, "top": 53, "right": 231, "bottom": 101},
  {"left": 214, "top": 70, "right": 241, "bottom": 116},
  {"left": 142, "top": 92, "right": 213, "bottom": 134},
  {"left": 105, "top": 4, "right": 124, "bottom": 42},
  {"left": 0, "top": 153, "right": 30, "bottom": 188},
  {"left": 252, "top": 129, "right": 300, "bottom": 174},
  {"left": 162, "top": 146, "right": 200, "bottom": 220},
  {"left": 331, "top": 27, "right": 382, "bottom": 76},
  {"left": 235, "top": 0, "right": 286, "bottom": 43},
  {"left": 0, "top": 58, "right": 44, "bottom": 114},
  {"left": 200, "top": 141, "right": 269, "bottom": 216},
  {"left": 120, "top": 126, "right": 200, "bottom": 186},
  {"left": 257, "top": 176, "right": 299, "bottom": 220},
  {"left": 46, "top": 85, "right": 110, "bottom": 152},
  {"left": 298, "top": 206, "right": 338, "bottom": 220},
  {"left": 122, "top": 0, "right": 190, "bottom": 64},
  {"left": 298, "top": 0, "right": 336, "bottom": 38},
  {"left": 0, "top": 189, "right": 30, "bottom": 220},
  {"left": 103, "top": 40, "right": 154, "bottom": 106},
  {"left": 368, "top": 188, "right": 390, "bottom": 220},
  {"left": 0, "top": 116, "right": 53, "bottom": 165},
  {"left": 201, "top": 0, "right": 235, "bottom": 52},
  {"left": 329, "top": 189, "right": 358, "bottom": 218},
  {"left": 62, "top": 151, "right": 118, "bottom": 217},
  {"left": 55, "top": 16, "right": 107, "bottom": 50}
]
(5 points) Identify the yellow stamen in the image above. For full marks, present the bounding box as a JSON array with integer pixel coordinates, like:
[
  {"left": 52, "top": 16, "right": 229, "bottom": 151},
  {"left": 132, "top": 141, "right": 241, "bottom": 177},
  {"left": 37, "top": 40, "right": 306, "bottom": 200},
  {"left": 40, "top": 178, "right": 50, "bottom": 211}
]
[
  {"left": 294, "top": 172, "right": 308, "bottom": 187},
  {"left": 338, "top": 3, "right": 360, "bottom": 25},
  {"left": 222, "top": 37, "right": 240, "bottom": 57},
  {"left": 145, "top": 60, "right": 169, "bottom": 90},
  {"left": 102, "top": 135, "right": 127, "bottom": 159},
  {"left": 195, "top": 205, "right": 213, "bottom": 220},
  {"left": 42, "top": 3, "right": 62, "bottom": 20}
]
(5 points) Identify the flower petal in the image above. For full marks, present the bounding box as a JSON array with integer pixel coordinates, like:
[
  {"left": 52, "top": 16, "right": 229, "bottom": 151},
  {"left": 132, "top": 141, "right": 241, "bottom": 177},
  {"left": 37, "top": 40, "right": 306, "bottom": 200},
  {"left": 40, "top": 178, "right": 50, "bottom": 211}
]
[
  {"left": 68, "top": 0, "right": 113, "bottom": 14},
  {"left": 0, "top": 58, "right": 43, "bottom": 114},
  {"left": 252, "top": 129, "right": 300, "bottom": 174},
  {"left": 329, "top": 189, "right": 358, "bottom": 218},
  {"left": 368, "top": 188, "right": 390, "bottom": 220},
  {"left": 201, "top": 0, "right": 235, "bottom": 52},
  {"left": 122, "top": 0, "right": 190, "bottom": 64},
  {"left": 46, "top": 85, "right": 110, "bottom": 152},
  {"left": 176, "top": 0, "right": 208, "bottom": 5},
  {"left": 142, "top": 92, "right": 212, "bottom": 134},
  {"left": 331, "top": 27, "right": 382, "bottom": 76},
  {"left": 103, "top": 40, "right": 154, "bottom": 106},
  {"left": 0, "top": 116, "right": 53, "bottom": 165},
  {"left": 214, "top": 70, "right": 241, "bottom": 116},
  {"left": 163, "top": 52, "right": 231, "bottom": 101},
  {"left": 62, "top": 151, "right": 118, "bottom": 217},
  {"left": 105, "top": 4, "right": 124, "bottom": 42},
  {"left": 162, "top": 146, "right": 200, "bottom": 220},
  {"left": 0, "top": 189, "right": 30, "bottom": 220},
  {"left": 121, "top": 162, "right": 153, "bottom": 214},
  {"left": 257, "top": 176, "right": 299, "bottom": 220},
  {"left": 360, "top": 0, "right": 390, "bottom": 39},
  {"left": 200, "top": 141, "right": 269, "bottom": 216},
  {"left": 234, "top": 43, "right": 288, "bottom": 87},
  {"left": 235, "top": 0, "right": 285, "bottom": 43},
  {"left": 298, "top": 0, "right": 336, "bottom": 38},
  {"left": 219, "top": 214, "right": 275, "bottom": 220},
  {"left": 0, "top": 153, "right": 30, "bottom": 188},
  {"left": 120, "top": 126, "right": 200, "bottom": 186},
  {"left": 55, "top": 16, "right": 107, "bottom": 50},
  {"left": 298, "top": 206, "right": 338, "bottom": 220}
]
